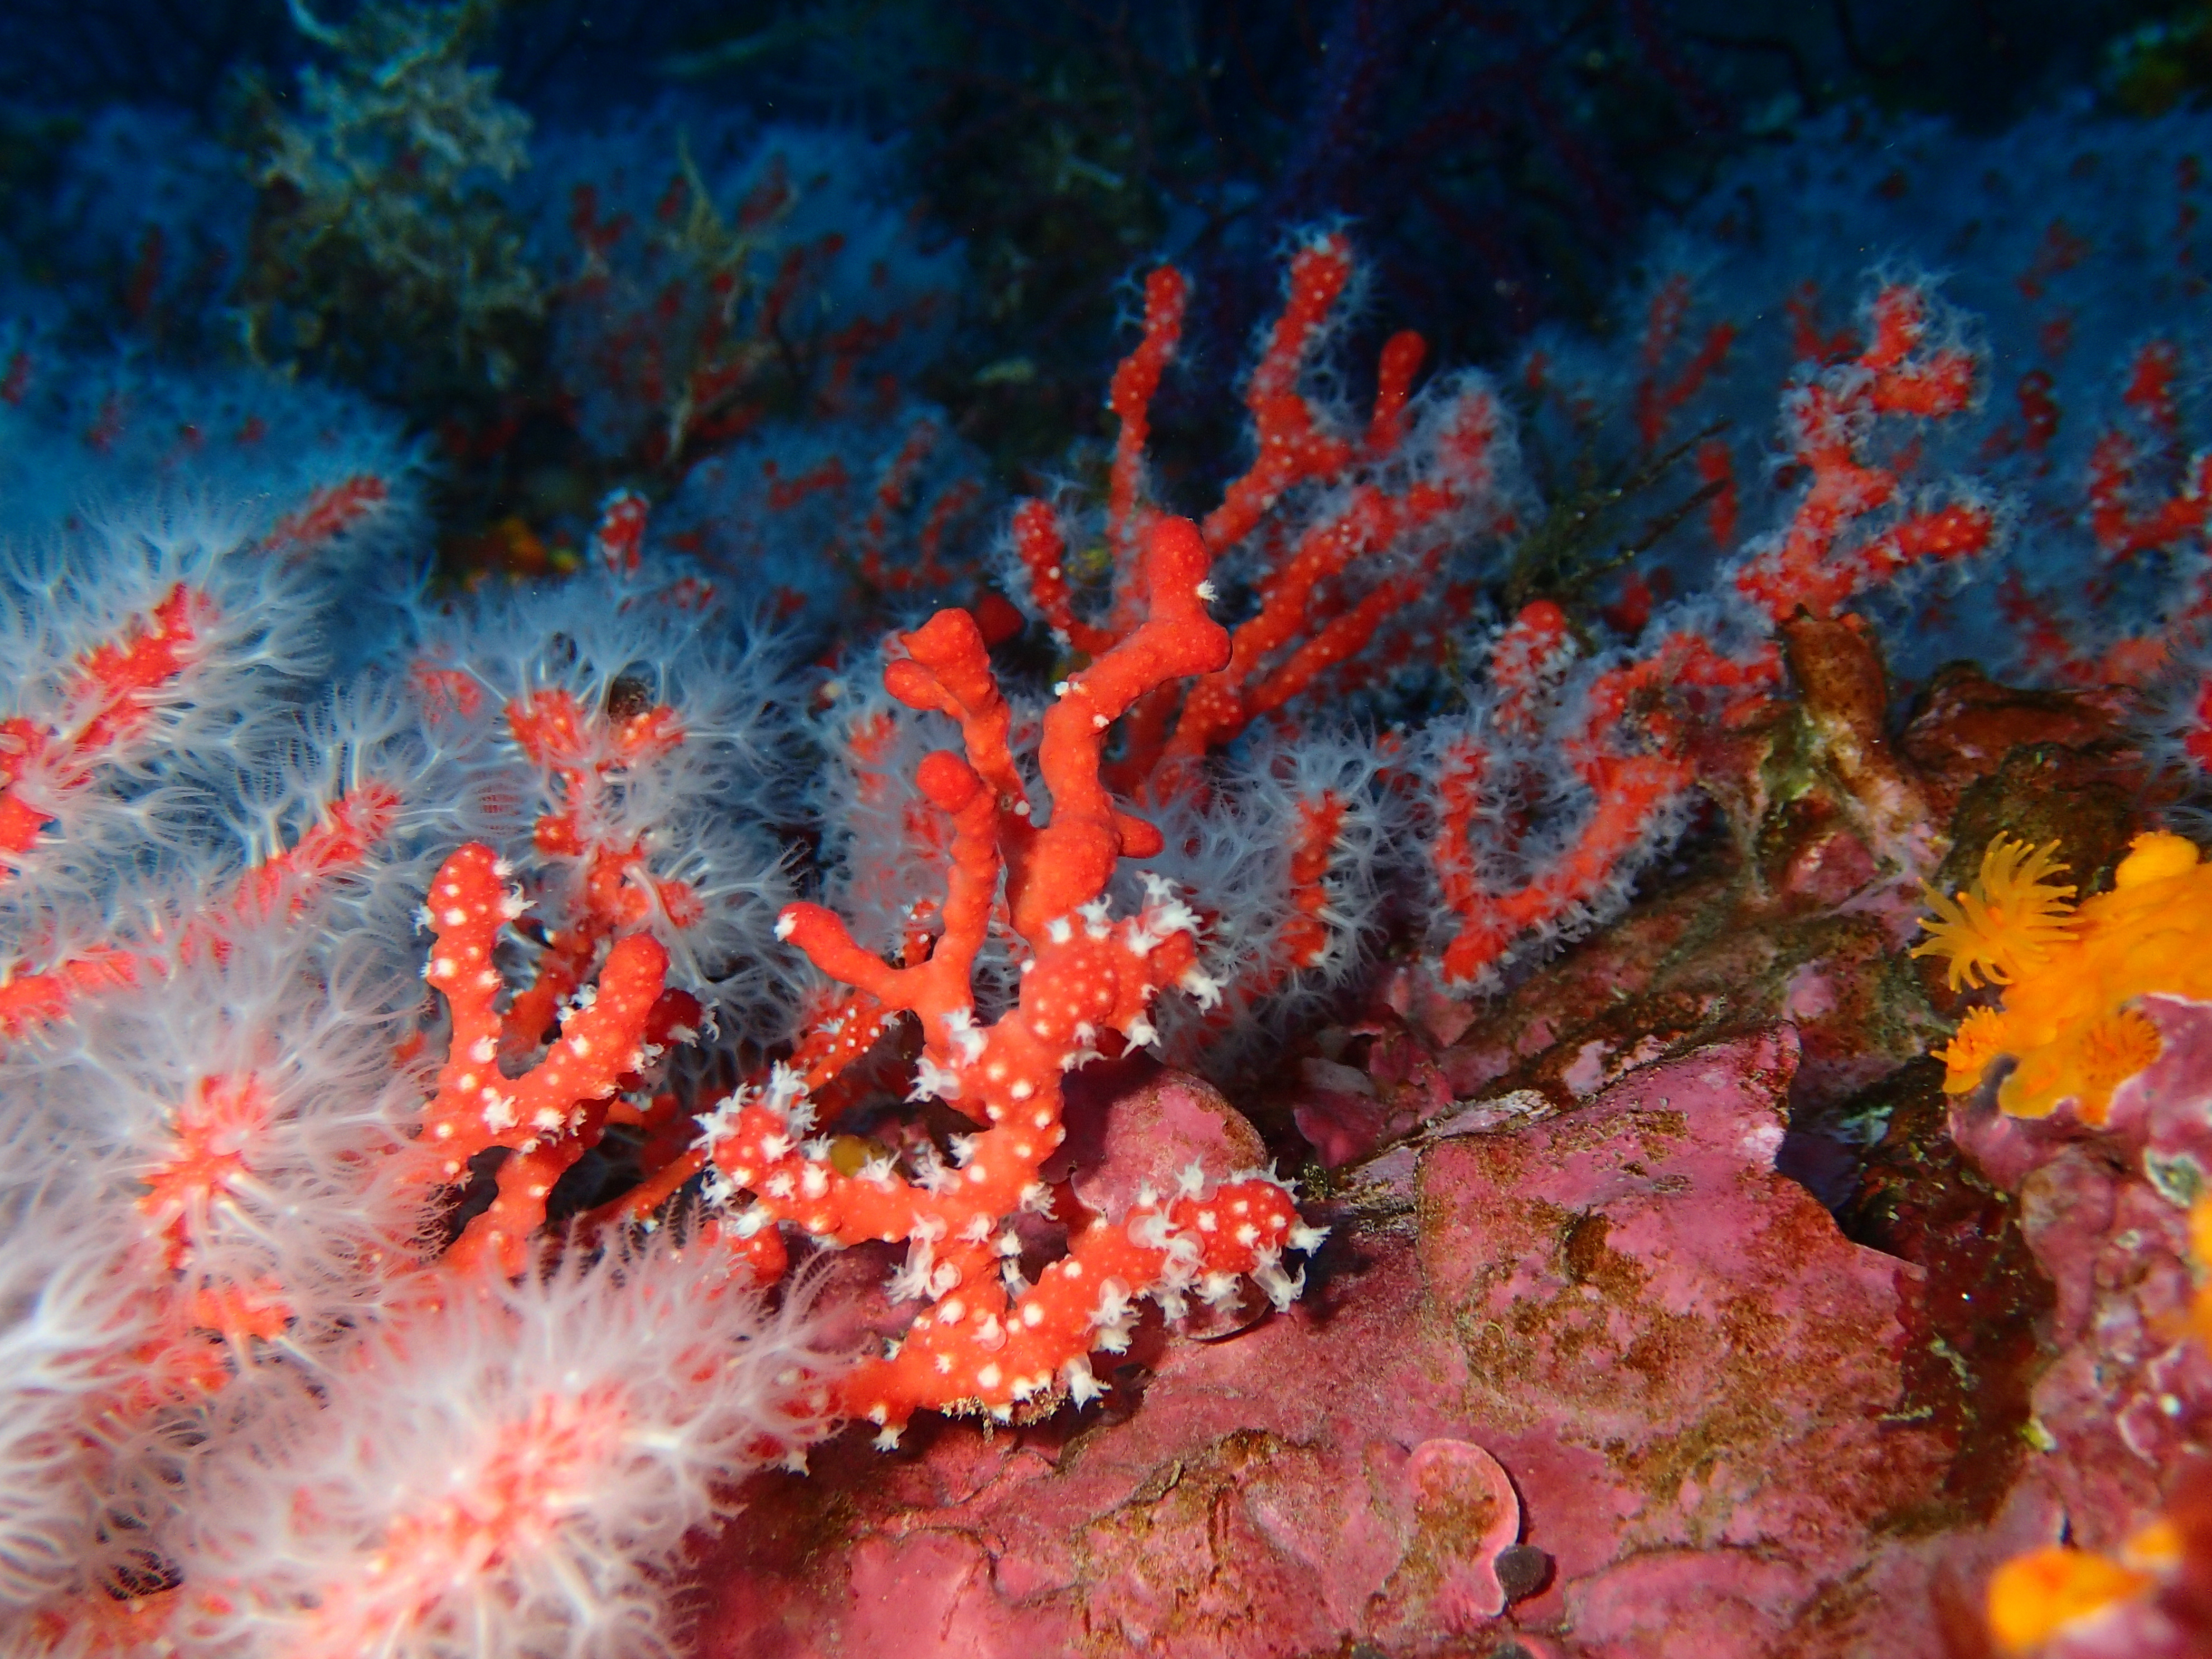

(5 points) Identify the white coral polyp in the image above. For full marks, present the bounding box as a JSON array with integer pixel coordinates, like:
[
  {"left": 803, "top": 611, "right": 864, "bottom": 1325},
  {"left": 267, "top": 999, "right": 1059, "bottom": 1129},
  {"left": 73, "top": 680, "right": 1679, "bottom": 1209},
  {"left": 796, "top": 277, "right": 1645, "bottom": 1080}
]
[{"left": 169, "top": 1243, "right": 843, "bottom": 1659}]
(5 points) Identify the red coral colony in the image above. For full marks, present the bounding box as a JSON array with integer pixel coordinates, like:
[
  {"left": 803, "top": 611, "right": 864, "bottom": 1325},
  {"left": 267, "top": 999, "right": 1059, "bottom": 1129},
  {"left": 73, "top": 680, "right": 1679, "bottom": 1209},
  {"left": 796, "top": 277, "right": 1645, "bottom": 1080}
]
[{"left": 22, "top": 16, "right": 2212, "bottom": 1658}]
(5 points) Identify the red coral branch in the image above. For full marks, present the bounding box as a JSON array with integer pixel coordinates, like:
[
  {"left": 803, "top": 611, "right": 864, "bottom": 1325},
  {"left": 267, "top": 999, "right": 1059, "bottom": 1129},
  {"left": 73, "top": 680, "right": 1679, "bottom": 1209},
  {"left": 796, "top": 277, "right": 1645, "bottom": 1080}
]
[
  {"left": 695, "top": 517, "right": 1318, "bottom": 1433},
  {"left": 259, "top": 474, "right": 392, "bottom": 559},
  {"left": 1161, "top": 367, "right": 1503, "bottom": 768},
  {"left": 0, "top": 583, "right": 212, "bottom": 870},
  {"left": 0, "top": 782, "right": 405, "bottom": 1040},
  {"left": 413, "top": 845, "right": 676, "bottom": 1274},
  {"left": 497, "top": 682, "right": 698, "bottom": 1062},
  {"left": 1433, "top": 614, "right": 1778, "bottom": 986},
  {"left": 1201, "top": 236, "right": 1359, "bottom": 555},
  {"left": 1108, "top": 266, "right": 1188, "bottom": 567},
  {"left": 1734, "top": 283, "right": 1993, "bottom": 620}
]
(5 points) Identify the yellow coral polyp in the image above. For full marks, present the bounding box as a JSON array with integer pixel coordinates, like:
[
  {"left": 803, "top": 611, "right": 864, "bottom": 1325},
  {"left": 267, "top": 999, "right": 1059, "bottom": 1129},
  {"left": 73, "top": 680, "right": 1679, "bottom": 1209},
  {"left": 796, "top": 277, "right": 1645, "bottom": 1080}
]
[
  {"left": 1986, "top": 1545, "right": 2154, "bottom": 1653},
  {"left": 2121, "top": 1515, "right": 2185, "bottom": 1575},
  {"left": 2074, "top": 1009, "right": 2165, "bottom": 1100},
  {"left": 2116, "top": 831, "right": 2203, "bottom": 887},
  {"left": 1934, "top": 1006, "right": 2007, "bottom": 1092},
  {"left": 2194, "top": 1196, "right": 2212, "bottom": 1351},
  {"left": 1920, "top": 832, "right": 2212, "bottom": 1123},
  {"left": 1913, "top": 835, "right": 2078, "bottom": 991}
]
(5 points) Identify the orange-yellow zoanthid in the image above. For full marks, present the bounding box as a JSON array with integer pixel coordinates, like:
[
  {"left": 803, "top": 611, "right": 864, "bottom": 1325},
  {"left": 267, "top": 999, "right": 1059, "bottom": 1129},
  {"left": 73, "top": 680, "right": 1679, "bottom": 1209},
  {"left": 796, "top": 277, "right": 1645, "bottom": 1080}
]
[{"left": 1915, "top": 831, "right": 2212, "bottom": 1123}]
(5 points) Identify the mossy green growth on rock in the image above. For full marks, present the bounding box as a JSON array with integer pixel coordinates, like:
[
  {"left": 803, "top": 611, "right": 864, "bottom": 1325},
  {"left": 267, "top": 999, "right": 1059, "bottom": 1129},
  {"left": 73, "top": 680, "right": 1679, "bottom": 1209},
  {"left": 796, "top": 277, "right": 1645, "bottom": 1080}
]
[{"left": 231, "top": 0, "right": 544, "bottom": 408}]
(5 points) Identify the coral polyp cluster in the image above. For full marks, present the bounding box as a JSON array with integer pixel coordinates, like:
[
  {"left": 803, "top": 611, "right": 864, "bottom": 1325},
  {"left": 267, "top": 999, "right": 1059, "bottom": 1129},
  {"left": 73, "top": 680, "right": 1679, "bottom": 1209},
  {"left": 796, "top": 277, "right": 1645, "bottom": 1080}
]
[{"left": 1920, "top": 832, "right": 2212, "bottom": 1124}]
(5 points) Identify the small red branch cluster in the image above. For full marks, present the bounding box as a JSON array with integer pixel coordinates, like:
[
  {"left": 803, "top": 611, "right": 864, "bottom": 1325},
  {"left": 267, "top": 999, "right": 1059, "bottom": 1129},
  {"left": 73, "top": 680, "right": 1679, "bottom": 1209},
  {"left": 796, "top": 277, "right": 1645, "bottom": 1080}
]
[
  {"left": 2000, "top": 338, "right": 2212, "bottom": 688},
  {"left": 1634, "top": 273, "right": 1737, "bottom": 450},
  {"left": 560, "top": 158, "right": 948, "bottom": 478},
  {"left": 1429, "top": 601, "right": 1778, "bottom": 986},
  {"left": 0, "top": 503, "right": 409, "bottom": 1037},
  {"left": 1013, "top": 234, "right": 1509, "bottom": 794},
  {"left": 1734, "top": 284, "right": 1993, "bottom": 620},
  {"left": 411, "top": 845, "right": 698, "bottom": 1274},
  {"left": 1432, "top": 281, "right": 1990, "bottom": 988},
  {"left": 2087, "top": 339, "right": 2211, "bottom": 561}
]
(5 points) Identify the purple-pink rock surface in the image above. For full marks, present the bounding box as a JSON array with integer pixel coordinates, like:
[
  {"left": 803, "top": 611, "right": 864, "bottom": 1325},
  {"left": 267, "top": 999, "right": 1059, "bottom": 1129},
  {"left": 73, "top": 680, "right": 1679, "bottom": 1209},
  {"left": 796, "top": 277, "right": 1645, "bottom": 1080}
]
[
  {"left": 1945, "top": 996, "right": 2212, "bottom": 1658},
  {"left": 689, "top": 1035, "right": 2039, "bottom": 1657}
]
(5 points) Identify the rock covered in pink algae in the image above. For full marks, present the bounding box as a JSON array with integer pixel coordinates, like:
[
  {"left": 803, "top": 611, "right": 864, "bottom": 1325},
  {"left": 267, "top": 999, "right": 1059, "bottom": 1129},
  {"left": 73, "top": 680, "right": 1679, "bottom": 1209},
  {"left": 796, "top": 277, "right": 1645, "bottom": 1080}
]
[
  {"left": 1052, "top": 1059, "right": 1270, "bottom": 1218},
  {"left": 1939, "top": 995, "right": 2212, "bottom": 1653},
  {"left": 690, "top": 1034, "right": 1962, "bottom": 1658},
  {"left": 1413, "top": 1030, "right": 1947, "bottom": 1655},
  {"left": 1399, "top": 1438, "right": 1525, "bottom": 1627},
  {"left": 1951, "top": 998, "right": 2212, "bottom": 1509}
]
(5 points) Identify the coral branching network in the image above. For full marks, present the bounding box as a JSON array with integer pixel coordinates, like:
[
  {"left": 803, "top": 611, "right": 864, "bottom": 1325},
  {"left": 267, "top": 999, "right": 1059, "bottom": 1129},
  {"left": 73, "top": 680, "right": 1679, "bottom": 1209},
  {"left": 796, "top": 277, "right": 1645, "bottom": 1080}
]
[
  {"left": 19, "top": 52, "right": 2212, "bottom": 1658},
  {"left": 0, "top": 215, "right": 1991, "bottom": 1655}
]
